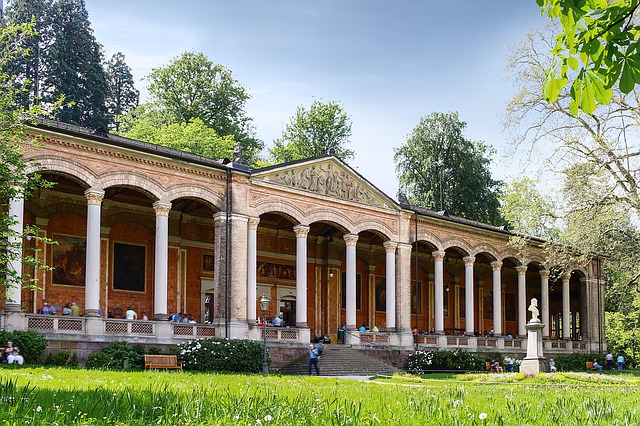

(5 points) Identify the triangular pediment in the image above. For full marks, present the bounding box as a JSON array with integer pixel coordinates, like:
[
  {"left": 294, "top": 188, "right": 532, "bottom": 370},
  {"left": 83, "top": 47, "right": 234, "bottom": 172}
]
[{"left": 252, "top": 157, "right": 398, "bottom": 209}]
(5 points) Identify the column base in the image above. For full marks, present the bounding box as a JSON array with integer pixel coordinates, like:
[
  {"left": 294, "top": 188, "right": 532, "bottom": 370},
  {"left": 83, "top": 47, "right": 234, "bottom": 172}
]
[
  {"left": 85, "top": 309, "right": 100, "bottom": 317},
  {"left": 154, "top": 314, "right": 168, "bottom": 321},
  {"left": 4, "top": 303, "right": 22, "bottom": 313},
  {"left": 520, "top": 358, "right": 548, "bottom": 375}
]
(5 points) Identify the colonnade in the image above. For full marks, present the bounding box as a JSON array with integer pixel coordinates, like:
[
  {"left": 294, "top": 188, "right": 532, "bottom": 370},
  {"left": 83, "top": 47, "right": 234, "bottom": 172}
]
[{"left": 7, "top": 193, "right": 574, "bottom": 340}]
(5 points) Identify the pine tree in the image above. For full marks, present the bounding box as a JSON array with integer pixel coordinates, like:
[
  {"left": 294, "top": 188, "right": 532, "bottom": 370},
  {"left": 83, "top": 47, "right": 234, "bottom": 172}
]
[
  {"left": 105, "top": 52, "right": 139, "bottom": 130},
  {"left": 45, "top": 0, "right": 108, "bottom": 128},
  {"left": 3, "top": 0, "right": 56, "bottom": 107}
]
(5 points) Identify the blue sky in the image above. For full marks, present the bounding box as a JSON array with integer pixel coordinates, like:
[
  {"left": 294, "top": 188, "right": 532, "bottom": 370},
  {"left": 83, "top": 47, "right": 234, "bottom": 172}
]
[{"left": 85, "top": 1, "right": 547, "bottom": 198}]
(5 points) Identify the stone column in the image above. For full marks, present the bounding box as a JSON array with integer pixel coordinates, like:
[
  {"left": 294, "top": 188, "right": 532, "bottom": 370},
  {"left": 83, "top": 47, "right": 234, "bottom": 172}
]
[
  {"left": 246, "top": 217, "right": 260, "bottom": 323},
  {"left": 152, "top": 201, "right": 171, "bottom": 321},
  {"left": 433, "top": 250, "right": 446, "bottom": 334},
  {"left": 540, "top": 269, "right": 550, "bottom": 337},
  {"left": 516, "top": 265, "right": 527, "bottom": 336},
  {"left": 383, "top": 241, "right": 397, "bottom": 330},
  {"left": 5, "top": 195, "right": 25, "bottom": 311},
  {"left": 344, "top": 233, "right": 359, "bottom": 329},
  {"left": 294, "top": 225, "right": 310, "bottom": 328},
  {"left": 491, "top": 261, "right": 503, "bottom": 336},
  {"left": 562, "top": 273, "right": 571, "bottom": 340},
  {"left": 396, "top": 243, "right": 413, "bottom": 332},
  {"left": 83, "top": 189, "right": 105, "bottom": 317},
  {"left": 463, "top": 256, "right": 475, "bottom": 335}
]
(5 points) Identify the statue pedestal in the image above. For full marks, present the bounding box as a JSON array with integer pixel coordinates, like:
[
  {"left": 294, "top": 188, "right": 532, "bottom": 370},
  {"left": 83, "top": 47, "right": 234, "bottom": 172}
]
[{"left": 519, "top": 319, "right": 548, "bottom": 375}]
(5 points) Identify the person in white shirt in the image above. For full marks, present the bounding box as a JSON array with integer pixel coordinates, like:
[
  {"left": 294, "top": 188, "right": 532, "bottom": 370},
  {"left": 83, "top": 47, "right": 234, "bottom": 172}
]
[
  {"left": 125, "top": 307, "right": 137, "bottom": 320},
  {"left": 273, "top": 315, "right": 283, "bottom": 326}
]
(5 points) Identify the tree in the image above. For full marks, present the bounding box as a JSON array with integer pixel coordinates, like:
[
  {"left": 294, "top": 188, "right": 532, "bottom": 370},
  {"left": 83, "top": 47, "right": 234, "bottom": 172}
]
[
  {"left": 122, "top": 117, "right": 235, "bottom": 160},
  {"left": 269, "top": 99, "right": 354, "bottom": 163},
  {"left": 499, "top": 176, "right": 559, "bottom": 238},
  {"left": 105, "top": 52, "right": 139, "bottom": 130},
  {"left": 45, "top": 0, "right": 108, "bottom": 128},
  {"left": 537, "top": 0, "right": 640, "bottom": 114},
  {"left": 131, "top": 51, "right": 263, "bottom": 165},
  {"left": 3, "top": 0, "right": 56, "bottom": 107},
  {"left": 0, "top": 22, "right": 54, "bottom": 299},
  {"left": 394, "top": 112, "right": 504, "bottom": 225},
  {"left": 506, "top": 26, "right": 640, "bottom": 220}
]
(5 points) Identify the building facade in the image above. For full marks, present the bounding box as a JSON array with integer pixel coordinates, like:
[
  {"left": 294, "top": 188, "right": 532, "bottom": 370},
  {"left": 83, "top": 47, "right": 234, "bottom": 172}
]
[{"left": 3, "top": 120, "right": 605, "bottom": 360}]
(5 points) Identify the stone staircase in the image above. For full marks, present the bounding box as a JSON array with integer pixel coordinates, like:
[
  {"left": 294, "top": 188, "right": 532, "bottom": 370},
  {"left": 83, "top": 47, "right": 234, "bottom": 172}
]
[{"left": 277, "top": 345, "right": 401, "bottom": 377}]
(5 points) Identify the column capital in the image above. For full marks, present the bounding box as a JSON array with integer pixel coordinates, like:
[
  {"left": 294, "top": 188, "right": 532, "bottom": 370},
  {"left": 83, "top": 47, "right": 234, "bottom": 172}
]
[
  {"left": 539, "top": 269, "right": 550, "bottom": 280},
  {"left": 491, "top": 261, "right": 503, "bottom": 271},
  {"left": 432, "top": 250, "right": 445, "bottom": 261},
  {"left": 247, "top": 217, "right": 260, "bottom": 231},
  {"left": 562, "top": 272, "right": 571, "bottom": 282},
  {"left": 84, "top": 188, "right": 105, "bottom": 205},
  {"left": 383, "top": 241, "right": 398, "bottom": 253},
  {"left": 343, "top": 233, "right": 359, "bottom": 246},
  {"left": 463, "top": 256, "right": 475, "bottom": 267},
  {"left": 153, "top": 201, "right": 172, "bottom": 216},
  {"left": 396, "top": 242, "right": 412, "bottom": 251},
  {"left": 515, "top": 265, "right": 528, "bottom": 275},
  {"left": 293, "top": 224, "right": 310, "bottom": 238}
]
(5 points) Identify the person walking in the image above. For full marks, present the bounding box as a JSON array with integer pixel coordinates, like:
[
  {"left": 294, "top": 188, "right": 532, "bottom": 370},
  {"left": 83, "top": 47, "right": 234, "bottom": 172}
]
[
  {"left": 606, "top": 353, "right": 614, "bottom": 370},
  {"left": 617, "top": 354, "right": 625, "bottom": 370},
  {"left": 308, "top": 344, "right": 320, "bottom": 375}
]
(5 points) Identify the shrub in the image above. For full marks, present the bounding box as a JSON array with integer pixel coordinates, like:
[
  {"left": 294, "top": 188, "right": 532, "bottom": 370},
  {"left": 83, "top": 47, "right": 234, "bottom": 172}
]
[
  {"left": 46, "top": 350, "right": 73, "bottom": 366},
  {"left": 1, "top": 330, "right": 48, "bottom": 364},
  {"left": 178, "top": 338, "right": 268, "bottom": 373},
  {"left": 86, "top": 351, "right": 115, "bottom": 369},
  {"left": 92, "top": 341, "right": 146, "bottom": 369},
  {"left": 554, "top": 353, "right": 601, "bottom": 371},
  {"left": 409, "top": 349, "right": 485, "bottom": 373}
]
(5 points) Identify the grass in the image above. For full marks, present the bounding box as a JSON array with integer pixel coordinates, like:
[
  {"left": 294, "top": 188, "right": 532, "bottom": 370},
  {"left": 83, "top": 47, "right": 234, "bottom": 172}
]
[{"left": 0, "top": 367, "right": 639, "bottom": 424}]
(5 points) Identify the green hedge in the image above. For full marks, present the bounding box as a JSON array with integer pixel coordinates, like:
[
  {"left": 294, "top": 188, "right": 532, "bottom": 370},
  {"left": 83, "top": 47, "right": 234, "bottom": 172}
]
[
  {"left": 177, "top": 338, "right": 268, "bottom": 373},
  {"left": 0, "top": 330, "right": 48, "bottom": 364},
  {"left": 86, "top": 341, "right": 166, "bottom": 369}
]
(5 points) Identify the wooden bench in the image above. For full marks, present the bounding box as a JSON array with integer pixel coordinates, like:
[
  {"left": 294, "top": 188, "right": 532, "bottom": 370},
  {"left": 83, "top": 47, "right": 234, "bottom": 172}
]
[
  {"left": 485, "top": 361, "right": 503, "bottom": 373},
  {"left": 144, "top": 354, "right": 182, "bottom": 370},
  {"left": 586, "top": 361, "right": 597, "bottom": 371}
]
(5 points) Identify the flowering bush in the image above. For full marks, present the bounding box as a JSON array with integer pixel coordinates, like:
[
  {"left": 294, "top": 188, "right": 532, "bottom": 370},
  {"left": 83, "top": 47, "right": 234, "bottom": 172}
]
[
  {"left": 409, "top": 349, "right": 485, "bottom": 373},
  {"left": 177, "top": 337, "right": 268, "bottom": 372}
]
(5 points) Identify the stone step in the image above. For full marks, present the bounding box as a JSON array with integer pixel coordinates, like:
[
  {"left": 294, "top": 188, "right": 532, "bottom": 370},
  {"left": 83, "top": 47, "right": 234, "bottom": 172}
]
[{"left": 277, "top": 345, "right": 400, "bottom": 377}]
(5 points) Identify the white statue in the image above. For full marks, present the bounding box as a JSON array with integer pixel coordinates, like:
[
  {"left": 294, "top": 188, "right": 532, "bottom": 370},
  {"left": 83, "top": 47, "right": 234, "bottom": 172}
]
[{"left": 528, "top": 298, "right": 539, "bottom": 320}]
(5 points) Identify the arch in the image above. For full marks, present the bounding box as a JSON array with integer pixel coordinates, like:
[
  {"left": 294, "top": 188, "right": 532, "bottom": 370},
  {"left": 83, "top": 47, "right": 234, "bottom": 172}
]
[
  {"left": 164, "top": 183, "right": 225, "bottom": 211},
  {"left": 526, "top": 254, "right": 547, "bottom": 269},
  {"left": 409, "top": 229, "right": 443, "bottom": 249},
  {"left": 250, "top": 200, "right": 306, "bottom": 225},
  {"left": 26, "top": 155, "right": 97, "bottom": 188},
  {"left": 498, "top": 248, "right": 525, "bottom": 265},
  {"left": 98, "top": 171, "right": 165, "bottom": 201},
  {"left": 567, "top": 265, "right": 589, "bottom": 278},
  {"left": 442, "top": 237, "right": 472, "bottom": 256},
  {"left": 470, "top": 243, "right": 499, "bottom": 260},
  {"left": 305, "top": 208, "right": 355, "bottom": 232},
  {"left": 352, "top": 221, "right": 394, "bottom": 240}
]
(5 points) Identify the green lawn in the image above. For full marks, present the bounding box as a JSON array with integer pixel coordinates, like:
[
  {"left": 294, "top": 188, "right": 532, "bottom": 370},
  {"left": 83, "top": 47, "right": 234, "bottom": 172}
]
[{"left": 0, "top": 367, "right": 639, "bottom": 425}]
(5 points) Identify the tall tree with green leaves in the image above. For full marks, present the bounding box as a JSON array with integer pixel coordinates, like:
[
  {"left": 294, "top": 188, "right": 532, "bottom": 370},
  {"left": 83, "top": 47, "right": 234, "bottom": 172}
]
[
  {"left": 394, "top": 112, "right": 504, "bottom": 225},
  {"left": 105, "top": 52, "right": 139, "bottom": 130},
  {"left": 126, "top": 51, "right": 262, "bottom": 165},
  {"left": 536, "top": 0, "right": 640, "bottom": 115},
  {"left": 123, "top": 117, "right": 235, "bottom": 160},
  {"left": 3, "top": 0, "right": 56, "bottom": 107},
  {"left": 0, "top": 22, "right": 55, "bottom": 299},
  {"left": 499, "top": 176, "right": 559, "bottom": 238},
  {"left": 269, "top": 99, "right": 354, "bottom": 163},
  {"left": 45, "top": 0, "right": 108, "bottom": 128}
]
